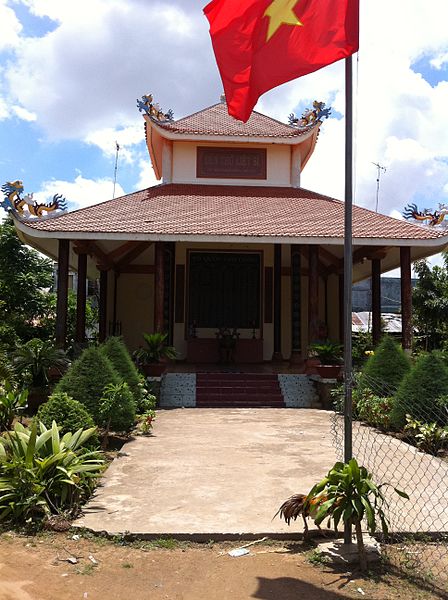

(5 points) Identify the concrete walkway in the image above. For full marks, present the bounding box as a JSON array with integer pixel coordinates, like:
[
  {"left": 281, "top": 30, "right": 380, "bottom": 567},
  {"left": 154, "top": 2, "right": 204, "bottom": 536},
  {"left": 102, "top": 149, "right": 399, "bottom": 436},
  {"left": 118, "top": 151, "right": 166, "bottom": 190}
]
[{"left": 75, "top": 409, "right": 336, "bottom": 539}]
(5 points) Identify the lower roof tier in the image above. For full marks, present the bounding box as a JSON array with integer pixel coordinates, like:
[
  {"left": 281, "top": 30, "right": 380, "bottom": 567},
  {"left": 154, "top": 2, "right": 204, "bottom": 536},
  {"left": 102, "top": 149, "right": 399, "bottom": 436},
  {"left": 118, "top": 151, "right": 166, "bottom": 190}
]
[{"left": 14, "top": 183, "right": 447, "bottom": 246}]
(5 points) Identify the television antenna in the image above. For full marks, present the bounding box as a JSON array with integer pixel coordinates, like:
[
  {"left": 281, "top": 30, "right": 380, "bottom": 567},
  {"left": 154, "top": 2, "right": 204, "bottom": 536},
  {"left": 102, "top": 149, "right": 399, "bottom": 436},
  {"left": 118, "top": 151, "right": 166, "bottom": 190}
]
[
  {"left": 113, "top": 141, "right": 120, "bottom": 199},
  {"left": 372, "top": 162, "right": 386, "bottom": 212}
]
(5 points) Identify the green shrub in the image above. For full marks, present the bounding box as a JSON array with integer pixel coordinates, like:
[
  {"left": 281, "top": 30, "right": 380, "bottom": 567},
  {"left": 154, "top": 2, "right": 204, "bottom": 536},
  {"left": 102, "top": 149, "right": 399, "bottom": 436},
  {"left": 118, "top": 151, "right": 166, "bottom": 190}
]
[
  {"left": 391, "top": 353, "right": 448, "bottom": 429},
  {"left": 360, "top": 336, "right": 411, "bottom": 396},
  {"left": 355, "top": 389, "right": 394, "bottom": 430},
  {"left": 404, "top": 415, "right": 448, "bottom": 455},
  {"left": 352, "top": 331, "right": 374, "bottom": 367},
  {"left": 0, "top": 384, "right": 28, "bottom": 431},
  {"left": 37, "top": 392, "right": 98, "bottom": 447},
  {"left": 100, "top": 337, "right": 142, "bottom": 405},
  {"left": 98, "top": 381, "right": 136, "bottom": 435},
  {"left": 136, "top": 378, "right": 157, "bottom": 414},
  {"left": 137, "top": 410, "right": 156, "bottom": 434},
  {"left": 0, "top": 421, "right": 104, "bottom": 523},
  {"left": 55, "top": 346, "right": 120, "bottom": 424},
  {"left": 435, "top": 395, "right": 448, "bottom": 427}
]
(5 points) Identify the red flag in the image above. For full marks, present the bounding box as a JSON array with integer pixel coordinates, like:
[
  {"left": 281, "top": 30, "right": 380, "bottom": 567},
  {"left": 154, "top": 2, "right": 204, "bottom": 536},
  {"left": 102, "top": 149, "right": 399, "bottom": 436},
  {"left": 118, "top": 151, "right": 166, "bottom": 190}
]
[{"left": 204, "top": 0, "right": 359, "bottom": 122}]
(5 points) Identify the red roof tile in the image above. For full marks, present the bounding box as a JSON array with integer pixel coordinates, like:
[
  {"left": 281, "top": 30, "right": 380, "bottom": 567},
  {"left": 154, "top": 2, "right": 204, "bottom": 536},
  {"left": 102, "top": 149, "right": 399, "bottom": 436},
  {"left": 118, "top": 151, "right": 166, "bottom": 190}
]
[
  {"left": 21, "top": 184, "right": 444, "bottom": 242},
  {"left": 154, "top": 102, "right": 312, "bottom": 138}
]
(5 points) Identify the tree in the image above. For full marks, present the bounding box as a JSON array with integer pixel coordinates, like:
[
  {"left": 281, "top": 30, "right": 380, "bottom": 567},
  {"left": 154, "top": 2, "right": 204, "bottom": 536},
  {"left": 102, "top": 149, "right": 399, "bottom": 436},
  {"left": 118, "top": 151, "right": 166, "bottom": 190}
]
[
  {"left": 413, "top": 253, "right": 448, "bottom": 351},
  {"left": 39, "top": 290, "right": 98, "bottom": 346},
  {"left": 0, "top": 215, "right": 53, "bottom": 345},
  {"left": 0, "top": 215, "right": 98, "bottom": 347}
]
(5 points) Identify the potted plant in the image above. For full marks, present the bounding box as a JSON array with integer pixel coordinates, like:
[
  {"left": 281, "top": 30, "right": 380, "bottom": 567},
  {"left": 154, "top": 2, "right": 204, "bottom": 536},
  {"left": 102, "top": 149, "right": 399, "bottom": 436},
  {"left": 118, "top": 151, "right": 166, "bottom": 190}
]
[
  {"left": 134, "top": 332, "right": 176, "bottom": 377},
  {"left": 13, "top": 338, "right": 69, "bottom": 413},
  {"left": 310, "top": 340, "right": 343, "bottom": 379}
]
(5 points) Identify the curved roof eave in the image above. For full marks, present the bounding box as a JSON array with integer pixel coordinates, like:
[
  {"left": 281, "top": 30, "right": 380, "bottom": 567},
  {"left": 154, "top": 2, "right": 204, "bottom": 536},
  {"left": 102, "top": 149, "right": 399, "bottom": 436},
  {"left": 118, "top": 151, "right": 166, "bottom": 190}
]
[
  {"left": 13, "top": 218, "right": 448, "bottom": 249},
  {"left": 146, "top": 116, "right": 318, "bottom": 146}
]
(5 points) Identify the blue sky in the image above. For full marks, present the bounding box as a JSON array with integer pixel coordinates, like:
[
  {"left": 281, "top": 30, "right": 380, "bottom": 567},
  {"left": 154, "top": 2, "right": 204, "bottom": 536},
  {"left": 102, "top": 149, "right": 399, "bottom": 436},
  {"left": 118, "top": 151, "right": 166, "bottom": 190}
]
[{"left": 0, "top": 0, "right": 447, "bottom": 225}]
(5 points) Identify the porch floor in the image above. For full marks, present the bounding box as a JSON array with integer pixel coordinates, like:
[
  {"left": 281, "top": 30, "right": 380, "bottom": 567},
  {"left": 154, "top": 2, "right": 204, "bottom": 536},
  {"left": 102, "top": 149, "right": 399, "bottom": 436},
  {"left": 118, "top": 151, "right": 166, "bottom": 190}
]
[{"left": 165, "top": 361, "right": 307, "bottom": 374}]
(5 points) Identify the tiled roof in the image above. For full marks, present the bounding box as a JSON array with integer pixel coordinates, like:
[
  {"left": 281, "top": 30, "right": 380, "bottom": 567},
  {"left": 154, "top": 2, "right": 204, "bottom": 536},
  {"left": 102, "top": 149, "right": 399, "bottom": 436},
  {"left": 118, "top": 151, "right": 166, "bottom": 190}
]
[
  {"left": 21, "top": 184, "right": 444, "bottom": 242},
  {"left": 154, "top": 102, "right": 311, "bottom": 138}
]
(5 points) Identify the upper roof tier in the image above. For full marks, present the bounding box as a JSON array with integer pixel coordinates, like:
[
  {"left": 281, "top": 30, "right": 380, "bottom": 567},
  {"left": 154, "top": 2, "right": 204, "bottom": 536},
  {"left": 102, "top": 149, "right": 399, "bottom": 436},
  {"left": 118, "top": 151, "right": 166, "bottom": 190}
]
[
  {"left": 144, "top": 100, "right": 321, "bottom": 181},
  {"left": 152, "top": 101, "right": 314, "bottom": 139}
]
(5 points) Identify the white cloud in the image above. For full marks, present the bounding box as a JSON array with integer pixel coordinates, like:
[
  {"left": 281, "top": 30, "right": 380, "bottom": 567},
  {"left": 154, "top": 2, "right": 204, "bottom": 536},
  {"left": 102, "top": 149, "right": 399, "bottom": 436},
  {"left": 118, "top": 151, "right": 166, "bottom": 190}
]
[
  {"left": 0, "top": 96, "right": 9, "bottom": 120},
  {"left": 430, "top": 51, "right": 448, "bottom": 70},
  {"left": 84, "top": 125, "right": 143, "bottom": 163},
  {"left": 11, "top": 104, "right": 36, "bottom": 121},
  {"left": 134, "top": 158, "right": 159, "bottom": 191},
  {"left": 5, "top": 0, "right": 218, "bottom": 139},
  {"left": 0, "top": 0, "right": 447, "bottom": 220},
  {"left": 34, "top": 174, "right": 125, "bottom": 211},
  {"left": 0, "top": 1, "right": 22, "bottom": 50}
]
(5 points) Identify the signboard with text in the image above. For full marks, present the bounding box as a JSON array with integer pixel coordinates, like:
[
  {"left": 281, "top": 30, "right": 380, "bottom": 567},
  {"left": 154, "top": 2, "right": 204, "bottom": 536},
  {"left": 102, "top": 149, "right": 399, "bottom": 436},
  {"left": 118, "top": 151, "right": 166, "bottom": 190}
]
[{"left": 196, "top": 147, "right": 267, "bottom": 179}]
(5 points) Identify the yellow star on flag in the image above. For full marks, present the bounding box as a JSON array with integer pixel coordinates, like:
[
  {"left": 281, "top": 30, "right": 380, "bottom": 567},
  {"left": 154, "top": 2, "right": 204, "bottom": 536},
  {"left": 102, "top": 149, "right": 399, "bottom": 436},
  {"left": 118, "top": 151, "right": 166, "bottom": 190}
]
[{"left": 264, "top": 0, "right": 303, "bottom": 42}]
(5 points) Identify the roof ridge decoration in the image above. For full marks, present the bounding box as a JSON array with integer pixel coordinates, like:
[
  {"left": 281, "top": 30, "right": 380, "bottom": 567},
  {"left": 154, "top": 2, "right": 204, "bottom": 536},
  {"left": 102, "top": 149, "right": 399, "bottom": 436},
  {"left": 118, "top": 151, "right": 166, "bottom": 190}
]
[
  {"left": 403, "top": 202, "right": 448, "bottom": 228},
  {"left": 136, "top": 93, "right": 174, "bottom": 123},
  {"left": 288, "top": 100, "right": 332, "bottom": 129},
  {"left": 1, "top": 180, "right": 67, "bottom": 219}
]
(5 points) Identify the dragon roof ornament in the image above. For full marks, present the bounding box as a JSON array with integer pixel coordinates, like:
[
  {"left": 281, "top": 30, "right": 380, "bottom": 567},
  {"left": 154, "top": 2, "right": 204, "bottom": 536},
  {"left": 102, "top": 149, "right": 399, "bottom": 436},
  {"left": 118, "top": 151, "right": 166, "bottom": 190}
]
[
  {"left": 1, "top": 180, "right": 67, "bottom": 219},
  {"left": 137, "top": 93, "right": 174, "bottom": 123},
  {"left": 288, "top": 100, "right": 332, "bottom": 129},
  {"left": 403, "top": 202, "right": 448, "bottom": 228}
]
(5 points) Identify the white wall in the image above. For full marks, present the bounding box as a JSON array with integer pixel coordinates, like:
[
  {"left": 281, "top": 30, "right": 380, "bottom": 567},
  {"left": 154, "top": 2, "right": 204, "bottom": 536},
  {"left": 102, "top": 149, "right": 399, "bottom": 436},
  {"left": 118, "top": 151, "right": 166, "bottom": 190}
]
[{"left": 172, "top": 142, "right": 292, "bottom": 187}]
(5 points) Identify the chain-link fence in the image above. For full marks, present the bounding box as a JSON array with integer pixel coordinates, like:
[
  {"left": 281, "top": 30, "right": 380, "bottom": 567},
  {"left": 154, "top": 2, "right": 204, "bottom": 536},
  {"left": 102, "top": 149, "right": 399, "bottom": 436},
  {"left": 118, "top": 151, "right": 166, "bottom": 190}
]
[{"left": 331, "top": 373, "right": 448, "bottom": 591}]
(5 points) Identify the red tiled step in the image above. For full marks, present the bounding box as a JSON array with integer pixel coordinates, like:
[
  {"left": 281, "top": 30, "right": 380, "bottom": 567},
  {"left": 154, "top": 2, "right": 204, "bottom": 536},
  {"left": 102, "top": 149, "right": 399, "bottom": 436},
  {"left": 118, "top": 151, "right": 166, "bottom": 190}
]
[
  {"left": 197, "top": 392, "right": 283, "bottom": 401},
  {"left": 195, "top": 373, "right": 285, "bottom": 408},
  {"left": 197, "top": 401, "right": 284, "bottom": 408},
  {"left": 196, "top": 385, "right": 280, "bottom": 394},
  {"left": 197, "top": 373, "right": 277, "bottom": 381}
]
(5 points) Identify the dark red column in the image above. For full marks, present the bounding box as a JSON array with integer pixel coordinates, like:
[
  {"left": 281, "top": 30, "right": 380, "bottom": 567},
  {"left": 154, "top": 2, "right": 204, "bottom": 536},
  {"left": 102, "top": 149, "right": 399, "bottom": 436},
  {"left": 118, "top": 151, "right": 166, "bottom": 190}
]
[
  {"left": 371, "top": 258, "right": 382, "bottom": 346},
  {"left": 98, "top": 269, "right": 108, "bottom": 342},
  {"left": 290, "top": 244, "right": 302, "bottom": 364},
  {"left": 308, "top": 245, "right": 319, "bottom": 347},
  {"left": 339, "top": 272, "right": 344, "bottom": 342},
  {"left": 400, "top": 246, "right": 412, "bottom": 351},
  {"left": 75, "top": 252, "right": 87, "bottom": 345},
  {"left": 55, "top": 239, "right": 70, "bottom": 348},
  {"left": 154, "top": 242, "right": 165, "bottom": 333},
  {"left": 272, "top": 244, "right": 282, "bottom": 361}
]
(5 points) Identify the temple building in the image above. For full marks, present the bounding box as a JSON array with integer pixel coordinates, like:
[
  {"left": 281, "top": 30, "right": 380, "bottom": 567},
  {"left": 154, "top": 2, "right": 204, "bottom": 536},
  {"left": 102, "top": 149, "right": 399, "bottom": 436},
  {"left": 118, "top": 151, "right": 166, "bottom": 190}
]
[{"left": 13, "top": 98, "right": 447, "bottom": 370}]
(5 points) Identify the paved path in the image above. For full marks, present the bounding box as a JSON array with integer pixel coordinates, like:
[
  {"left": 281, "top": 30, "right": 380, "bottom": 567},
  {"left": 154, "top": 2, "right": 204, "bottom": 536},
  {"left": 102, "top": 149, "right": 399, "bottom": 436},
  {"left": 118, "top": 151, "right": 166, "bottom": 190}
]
[{"left": 75, "top": 409, "right": 336, "bottom": 539}]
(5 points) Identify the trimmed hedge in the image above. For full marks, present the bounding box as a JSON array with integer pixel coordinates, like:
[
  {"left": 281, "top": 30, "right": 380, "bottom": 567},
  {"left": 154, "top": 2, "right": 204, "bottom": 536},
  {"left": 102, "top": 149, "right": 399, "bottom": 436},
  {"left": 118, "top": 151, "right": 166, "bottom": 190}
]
[
  {"left": 391, "top": 352, "right": 448, "bottom": 429},
  {"left": 360, "top": 336, "right": 411, "bottom": 396},
  {"left": 55, "top": 346, "right": 120, "bottom": 424},
  {"left": 37, "top": 392, "right": 98, "bottom": 447},
  {"left": 100, "top": 337, "right": 142, "bottom": 405}
]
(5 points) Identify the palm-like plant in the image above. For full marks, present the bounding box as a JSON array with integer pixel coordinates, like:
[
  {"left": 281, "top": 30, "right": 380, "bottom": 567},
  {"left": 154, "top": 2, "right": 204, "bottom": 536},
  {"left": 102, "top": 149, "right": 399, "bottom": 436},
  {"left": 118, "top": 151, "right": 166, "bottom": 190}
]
[
  {"left": 136, "top": 333, "right": 176, "bottom": 365},
  {"left": 309, "top": 341, "right": 343, "bottom": 365},
  {"left": 13, "top": 339, "right": 69, "bottom": 389},
  {"left": 305, "top": 459, "right": 408, "bottom": 571}
]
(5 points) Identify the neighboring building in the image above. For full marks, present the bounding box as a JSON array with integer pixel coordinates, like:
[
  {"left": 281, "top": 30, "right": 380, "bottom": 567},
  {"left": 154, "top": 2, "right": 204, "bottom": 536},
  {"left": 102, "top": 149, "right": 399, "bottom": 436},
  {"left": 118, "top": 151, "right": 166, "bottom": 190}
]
[
  {"left": 13, "top": 98, "right": 448, "bottom": 367},
  {"left": 352, "top": 277, "right": 418, "bottom": 314},
  {"left": 352, "top": 312, "right": 403, "bottom": 335}
]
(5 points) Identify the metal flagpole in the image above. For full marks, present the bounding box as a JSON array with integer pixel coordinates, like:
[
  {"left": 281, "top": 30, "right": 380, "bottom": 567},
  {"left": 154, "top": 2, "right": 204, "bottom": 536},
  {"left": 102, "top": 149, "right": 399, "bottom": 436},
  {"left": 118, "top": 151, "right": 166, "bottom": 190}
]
[{"left": 343, "top": 55, "right": 354, "bottom": 545}]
